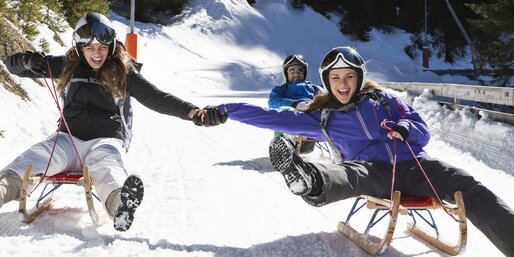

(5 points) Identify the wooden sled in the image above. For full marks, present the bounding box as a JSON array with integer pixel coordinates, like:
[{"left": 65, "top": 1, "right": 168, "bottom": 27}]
[
  {"left": 19, "top": 165, "right": 101, "bottom": 224},
  {"left": 338, "top": 191, "right": 467, "bottom": 255}
]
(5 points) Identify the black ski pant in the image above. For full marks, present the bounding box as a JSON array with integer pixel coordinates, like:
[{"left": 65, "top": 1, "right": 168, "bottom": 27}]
[{"left": 302, "top": 157, "right": 514, "bottom": 257}]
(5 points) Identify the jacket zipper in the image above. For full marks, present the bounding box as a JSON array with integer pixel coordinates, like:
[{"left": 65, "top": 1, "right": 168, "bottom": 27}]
[
  {"left": 371, "top": 104, "right": 394, "bottom": 164},
  {"left": 355, "top": 107, "right": 373, "bottom": 140}
]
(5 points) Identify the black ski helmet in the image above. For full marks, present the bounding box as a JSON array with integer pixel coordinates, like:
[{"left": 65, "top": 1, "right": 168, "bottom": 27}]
[
  {"left": 282, "top": 54, "right": 308, "bottom": 82},
  {"left": 319, "top": 46, "right": 366, "bottom": 97},
  {"left": 72, "top": 12, "right": 117, "bottom": 57}
]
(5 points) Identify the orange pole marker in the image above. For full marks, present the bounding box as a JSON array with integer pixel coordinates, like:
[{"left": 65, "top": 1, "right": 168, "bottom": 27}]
[{"left": 125, "top": 33, "right": 138, "bottom": 61}]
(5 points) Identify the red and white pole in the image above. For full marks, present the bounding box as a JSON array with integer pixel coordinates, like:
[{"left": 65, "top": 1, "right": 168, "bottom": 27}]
[{"left": 125, "top": 0, "right": 137, "bottom": 61}]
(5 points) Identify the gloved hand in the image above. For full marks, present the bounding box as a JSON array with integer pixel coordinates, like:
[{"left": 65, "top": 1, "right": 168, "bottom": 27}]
[
  {"left": 390, "top": 124, "right": 410, "bottom": 141},
  {"left": 191, "top": 106, "right": 227, "bottom": 127},
  {"left": 22, "top": 51, "right": 46, "bottom": 75},
  {"left": 295, "top": 100, "right": 311, "bottom": 110}
]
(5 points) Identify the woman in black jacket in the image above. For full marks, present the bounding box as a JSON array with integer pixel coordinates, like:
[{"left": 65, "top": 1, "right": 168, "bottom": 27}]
[{"left": 0, "top": 12, "right": 224, "bottom": 231}]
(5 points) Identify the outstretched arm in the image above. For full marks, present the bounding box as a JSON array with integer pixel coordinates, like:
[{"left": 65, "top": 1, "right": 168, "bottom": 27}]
[
  {"left": 127, "top": 73, "right": 225, "bottom": 127},
  {"left": 127, "top": 71, "right": 199, "bottom": 120},
  {"left": 5, "top": 51, "right": 63, "bottom": 78},
  {"left": 219, "top": 103, "right": 325, "bottom": 141}
]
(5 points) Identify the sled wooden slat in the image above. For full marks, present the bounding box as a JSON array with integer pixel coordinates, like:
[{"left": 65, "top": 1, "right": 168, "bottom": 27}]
[
  {"left": 82, "top": 166, "right": 100, "bottom": 223},
  {"left": 338, "top": 191, "right": 401, "bottom": 255},
  {"left": 408, "top": 192, "right": 467, "bottom": 256},
  {"left": 18, "top": 165, "right": 100, "bottom": 224},
  {"left": 19, "top": 165, "right": 53, "bottom": 223},
  {"left": 338, "top": 191, "right": 467, "bottom": 256}
]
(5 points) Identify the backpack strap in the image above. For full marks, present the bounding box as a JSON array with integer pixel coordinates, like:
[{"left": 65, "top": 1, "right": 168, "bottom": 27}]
[
  {"left": 320, "top": 109, "right": 343, "bottom": 164},
  {"left": 361, "top": 88, "right": 393, "bottom": 117},
  {"left": 112, "top": 95, "right": 133, "bottom": 152}
]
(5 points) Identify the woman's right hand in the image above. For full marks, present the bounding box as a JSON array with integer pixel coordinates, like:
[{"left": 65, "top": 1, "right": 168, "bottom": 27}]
[{"left": 22, "top": 52, "right": 47, "bottom": 75}]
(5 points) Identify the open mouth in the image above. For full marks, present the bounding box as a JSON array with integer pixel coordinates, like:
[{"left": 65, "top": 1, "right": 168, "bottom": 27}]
[
  {"left": 337, "top": 88, "right": 351, "bottom": 96},
  {"left": 91, "top": 57, "right": 103, "bottom": 66}
]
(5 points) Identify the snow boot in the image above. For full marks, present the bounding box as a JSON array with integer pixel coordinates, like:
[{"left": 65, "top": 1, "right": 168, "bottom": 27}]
[
  {"left": 0, "top": 170, "right": 22, "bottom": 209},
  {"left": 114, "top": 175, "right": 144, "bottom": 232},
  {"left": 269, "top": 136, "right": 315, "bottom": 195}
]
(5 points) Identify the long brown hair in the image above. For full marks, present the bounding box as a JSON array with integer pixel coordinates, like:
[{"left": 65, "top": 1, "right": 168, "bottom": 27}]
[
  {"left": 56, "top": 44, "right": 132, "bottom": 98},
  {"left": 303, "top": 80, "right": 385, "bottom": 112}
]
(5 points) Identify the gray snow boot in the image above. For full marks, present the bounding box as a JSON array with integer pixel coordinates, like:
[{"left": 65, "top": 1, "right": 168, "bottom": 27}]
[
  {"left": 0, "top": 170, "right": 23, "bottom": 208},
  {"left": 113, "top": 175, "right": 144, "bottom": 232},
  {"left": 269, "top": 136, "right": 314, "bottom": 196}
]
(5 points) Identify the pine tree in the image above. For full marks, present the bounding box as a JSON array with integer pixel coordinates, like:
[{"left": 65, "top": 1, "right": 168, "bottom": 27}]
[
  {"left": 59, "top": 0, "right": 109, "bottom": 27},
  {"left": 468, "top": 0, "right": 513, "bottom": 85}
]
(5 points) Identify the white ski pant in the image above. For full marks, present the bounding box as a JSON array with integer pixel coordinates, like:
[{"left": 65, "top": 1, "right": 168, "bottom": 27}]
[{"left": 2, "top": 132, "right": 128, "bottom": 207}]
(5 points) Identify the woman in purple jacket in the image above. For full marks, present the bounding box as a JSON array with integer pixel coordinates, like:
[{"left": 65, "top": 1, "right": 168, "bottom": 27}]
[{"left": 217, "top": 46, "right": 514, "bottom": 256}]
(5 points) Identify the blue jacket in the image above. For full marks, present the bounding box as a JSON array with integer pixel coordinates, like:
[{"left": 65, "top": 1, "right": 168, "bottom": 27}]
[
  {"left": 268, "top": 81, "right": 324, "bottom": 108},
  {"left": 219, "top": 91, "right": 430, "bottom": 164}
]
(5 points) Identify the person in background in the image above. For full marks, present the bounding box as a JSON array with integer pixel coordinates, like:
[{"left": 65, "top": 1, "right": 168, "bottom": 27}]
[
  {"left": 215, "top": 46, "right": 514, "bottom": 256},
  {"left": 268, "top": 54, "right": 324, "bottom": 154},
  {"left": 0, "top": 12, "right": 225, "bottom": 232}
]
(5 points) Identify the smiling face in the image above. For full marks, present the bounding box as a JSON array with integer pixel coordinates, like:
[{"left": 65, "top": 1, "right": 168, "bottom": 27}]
[
  {"left": 82, "top": 43, "right": 109, "bottom": 69},
  {"left": 286, "top": 64, "right": 305, "bottom": 82},
  {"left": 328, "top": 68, "right": 359, "bottom": 105}
]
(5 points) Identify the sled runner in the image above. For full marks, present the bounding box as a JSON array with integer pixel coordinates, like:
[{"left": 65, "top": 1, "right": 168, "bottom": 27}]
[
  {"left": 19, "top": 165, "right": 101, "bottom": 224},
  {"left": 338, "top": 191, "right": 467, "bottom": 255}
]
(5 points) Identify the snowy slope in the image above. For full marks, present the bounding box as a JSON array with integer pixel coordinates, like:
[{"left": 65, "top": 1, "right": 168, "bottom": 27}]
[{"left": 0, "top": 0, "right": 513, "bottom": 256}]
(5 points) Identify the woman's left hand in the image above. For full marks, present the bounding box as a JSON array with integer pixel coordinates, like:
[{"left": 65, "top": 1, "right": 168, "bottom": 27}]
[
  {"left": 388, "top": 124, "right": 409, "bottom": 141},
  {"left": 387, "top": 130, "right": 404, "bottom": 141},
  {"left": 191, "top": 106, "right": 227, "bottom": 126}
]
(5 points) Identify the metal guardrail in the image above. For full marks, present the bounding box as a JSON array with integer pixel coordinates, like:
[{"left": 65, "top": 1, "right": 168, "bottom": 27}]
[
  {"left": 382, "top": 82, "right": 514, "bottom": 125},
  {"left": 381, "top": 82, "right": 514, "bottom": 106}
]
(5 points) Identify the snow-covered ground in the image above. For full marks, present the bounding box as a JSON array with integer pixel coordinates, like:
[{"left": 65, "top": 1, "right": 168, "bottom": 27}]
[{"left": 1, "top": 0, "right": 513, "bottom": 256}]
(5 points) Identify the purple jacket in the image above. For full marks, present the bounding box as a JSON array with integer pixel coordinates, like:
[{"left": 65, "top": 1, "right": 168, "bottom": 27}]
[{"left": 219, "top": 91, "right": 430, "bottom": 164}]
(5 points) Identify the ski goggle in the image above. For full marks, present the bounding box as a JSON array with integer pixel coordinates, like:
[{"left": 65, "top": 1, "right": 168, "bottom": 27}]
[
  {"left": 319, "top": 47, "right": 365, "bottom": 73},
  {"left": 283, "top": 55, "right": 307, "bottom": 68},
  {"left": 287, "top": 68, "right": 305, "bottom": 74},
  {"left": 73, "top": 22, "right": 116, "bottom": 47}
]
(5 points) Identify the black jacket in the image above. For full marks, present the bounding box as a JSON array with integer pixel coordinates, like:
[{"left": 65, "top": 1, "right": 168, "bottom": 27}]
[{"left": 5, "top": 52, "right": 198, "bottom": 145}]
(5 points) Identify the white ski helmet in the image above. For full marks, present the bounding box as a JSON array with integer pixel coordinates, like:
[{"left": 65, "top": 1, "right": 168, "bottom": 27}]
[
  {"left": 319, "top": 46, "right": 366, "bottom": 98},
  {"left": 282, "top": 54, "right": 308, "bottom": 82},
  {"left": 72, "top": 12, "right": 117, "bottom": 57}
]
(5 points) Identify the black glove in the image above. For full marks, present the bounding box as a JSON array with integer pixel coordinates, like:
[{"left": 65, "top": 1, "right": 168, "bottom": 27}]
[
  {"left": 191, "top": 109, "right": 203, "bottom": 126},
  {"left": 203, "top": 106, "right": 227, "bottom": 126},
  {"left": 391, "top": 124, "right": 410, "bottom": 141},
  {"left": 22, "top": 52, "right": 46, "bottom": 75},
  {"left": 191, "top": 106, "right": 227, "bottom": 127}
]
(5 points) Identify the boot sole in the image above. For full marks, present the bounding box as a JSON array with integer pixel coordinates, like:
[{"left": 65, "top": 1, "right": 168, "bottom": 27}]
[
  {"left": 114, "top": 175, "right": 144, "bottom": 232},
  {"left": 269, "top": 136, "right": 295, "bottom": 172}
]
